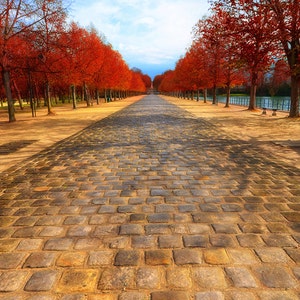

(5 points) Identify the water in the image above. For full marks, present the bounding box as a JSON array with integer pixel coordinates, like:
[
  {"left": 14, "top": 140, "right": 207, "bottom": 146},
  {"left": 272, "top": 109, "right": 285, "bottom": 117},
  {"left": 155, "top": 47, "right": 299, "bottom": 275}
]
[{"left": 205, "top": 96, "right": 293, "bottom": 112}]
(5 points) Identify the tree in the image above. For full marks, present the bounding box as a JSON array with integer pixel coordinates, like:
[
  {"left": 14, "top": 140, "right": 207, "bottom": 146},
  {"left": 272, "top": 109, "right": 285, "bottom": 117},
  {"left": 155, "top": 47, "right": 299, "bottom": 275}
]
[
  {"left": 269, "top": 59, "right": 290, "bottom": 96},
  {"left": 266, "top": 0, "right": 300, "bottom": 117},
  {"left": 194, "top": 15, "right": 226, "bottom": 104},
  {"left": 213, "top": 0, "right": 277, "bottom": 110},
  {"left": 0, "top": 0, "right": 67, "bottom": 122}
]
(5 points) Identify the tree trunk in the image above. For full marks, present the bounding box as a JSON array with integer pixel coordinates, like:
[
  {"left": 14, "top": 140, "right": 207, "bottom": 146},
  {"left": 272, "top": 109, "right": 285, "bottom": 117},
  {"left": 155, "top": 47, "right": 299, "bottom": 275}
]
[
  {"left": 248, "top": 71, "right": 257, "bottom": 110},
  {"left": 96, "top": 89, "right": 99, "bottom": 104},
  {"left": 248, "top": 84, "right": 257, "bottom": 110},
  {"left": 28, "top": 69, "right": 36, "bottom": 117},
  {"left": 225, "top": 85, "right": 230, "bottom": 108},
  {"left": 12, "top": 79, "right": 23, "bottom": 110},
  {"left": 83, "top": 82, "right": 91, "bottom": 106},
  {"left": 212, "top": 85, "right": 217, "bottom": 104},
  {"left": 289, "top": 75, "right": 299, "bottom": 117},
  {"left": 45, "top": 81, "right": 54, "bottom": 115},
  {"left": 2, "top": 69, "right": 16, "bottom": 122},
  {"left": 104, "top": 89, "right": 107, "bottom": 102},
  {"left": 71, "top": 85, "right": 77, "bottom": 109},
  {"left": 203, "top": 89, "right": 207, "bottom": 103}
]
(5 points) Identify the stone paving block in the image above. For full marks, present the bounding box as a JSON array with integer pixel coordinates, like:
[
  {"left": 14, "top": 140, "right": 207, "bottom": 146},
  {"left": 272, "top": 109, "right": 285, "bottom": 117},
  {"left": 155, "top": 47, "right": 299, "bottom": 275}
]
[
  {"left": 267, "top": 222, "right": 290, "bottom": 233},
  {"left": 227, "top": 291, "right": 256, "bottom": 300},
  {"left": 57, "top": 252, "right": 86, "bottom": 267},
  {"left": 145, "top": 224, "right": 171, "bottom": 235},
  {"left": 114, "top": 250, "right": 140, "bottom": 266},
  {"left": 261, "top": 212, "right": 286, "bottom": 222},
  {"left": 24, "top": 252, "right": 56, "bottom": 268},
  {"left": 88, "top": 251, "right": 114, "bottom": 266},
  {"left": 255, "top": 247, "right": 292, "bottom": 263},
  {"left": 173, "top": 249, "right": 202, "bottom": 265},
  {"left": 136, "top": 267, "right": 162, "bottom": 289},
  {"left": 227, "top": 249, "right": 258, "bottom": 265},
  {"left": 98, "top": 206, "right": 116, "bottom": 214},
  {"left": 209, "top": 234, "right": 237, "bottom": 247},
  {"left": 225, "top": 267, "right": 257, "bottom": 288},
  {"left": 0, "top": 270, "right": 28, "bottom": 291},
  {"left": 151, "top": 291, "right": 189, "bottom": 300},
  {"left": 39, "top": 226, "right": 65, "bottom": 237},
  {"left": 132, "top": 236, "right": 157, "bottom": 248},
  {"left": 12, "top": 227, "right": 41, "bottom": 238},
  {"left": 239, "top": 223, "right": 268, "bottom": 234},
  {"left": 25, "top": 270, "right": 59, "bottom": 291},
  {"left": 262, "top": 234, "right": 298, "bottom": 247},
  {"left": 105, "top": 236, "right": 130, "bottom": 249},
  {"left": 192, "top": 212, "right": 216, "bottom": 223},
  {"left": 36, "top": 215, "right": 64, "bottom": 226},
  {"left": 258, "top": 291, "right": 300, "bottom": 300},
  {"left": 188, "top": 223, "right": 211, "bottom": 234},
  {"left": 16, "top": 239, "right": 41, "bottom": 251},
  {"left": 158, "top": 235, "right": 182, "bottom": 248},
  {"left": 183, "top": 235, "right": 208, "bottom": 247},
  {"left": 80, "top": 206, "right": 98, "bottom": 215},
  {"left": 13, "top": 216, "right": 39, "bottom": 226},
  {"left": 57, "top": 269, "right": 98, "bottom": 292},
  {"left": 74, "top": 238, "right": 102, "bottom": 250},
  {"left": 64, "top": 216, "right": 88, "bottom": 225},
  {"left": 145, "top": 250, "right": 172, "bottom": 265},
  {"left": 119, "top": 224, "right": 144, "bottom": 235},
  {"left": 98, "top": 267, "right": 135, "bottom": 290},
  {"left": 282, "top": 212, "right": 300, "bottom": 222},
  {"left": 221, "top": 204, "right": 243, "bottom": 212},
  {"left": 195, "top": 291, "right": 224, "bottom": 300},
  {"left": 293, "top": 267, "right": 300, "bottom": 280},
  {"left": 67, "top": 225, "right": 92, "bottom": 237},
  {"left": 93, "top": 225, "right": 119, "bottom": 236},
  {"left": 212, "top": 223, "right": 239, "bottom": 234},
  {"left": 203, "top": 248, "right": 230, "bottom": 265},
  {"left": 0, "top": 239, "right": 19, "bottom": 251},
  {"left": 166, "top": 267, "right": 192, "bottom": 288},
  {"left": 155, "top": 204, "right": 175, "bottom": 213},
  {"left": 193, "top": 267, "right": 227, "bottom": 289},
  {"left": 147, "top": 213, "right": 172, "bottom": 223},
  {"left": 130, "top": 213, "right": 147, "bottom": 222},
  {"left": 44, "top": 238, "right": 74, "bottom": 250},
  {"left": 236, "top": 234, "right": 266, "bottom": 247},
  {"left": 178, "top": 204, "right": 197, "bottom": 212},
  {"left": 0, "top": 253, "right": 26, "bottom": 269},
  {"left": 89, "top": 215, "right": 107, "bottom": 225},
  {"left": 285, "top": 248, "right": 300, "bottom": 263},
  {"left": 0, "top": 295, "right": 23, "bottom": 300},
  {"left": 254, "top": 266, "right": 298, "bottom": 288}
]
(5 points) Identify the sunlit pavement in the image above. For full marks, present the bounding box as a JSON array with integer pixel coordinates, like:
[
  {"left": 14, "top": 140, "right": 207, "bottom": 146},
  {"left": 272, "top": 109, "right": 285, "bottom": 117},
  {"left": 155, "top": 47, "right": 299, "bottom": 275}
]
[{"left": 0, "top": 95, "right": 299, "bottom": 299}]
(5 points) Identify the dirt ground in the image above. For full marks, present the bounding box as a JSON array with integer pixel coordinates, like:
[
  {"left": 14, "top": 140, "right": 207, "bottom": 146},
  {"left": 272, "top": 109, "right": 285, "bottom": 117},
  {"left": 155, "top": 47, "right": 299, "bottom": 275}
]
[{"left": 1, "top": 95, "right": 299, "bottom": 173}]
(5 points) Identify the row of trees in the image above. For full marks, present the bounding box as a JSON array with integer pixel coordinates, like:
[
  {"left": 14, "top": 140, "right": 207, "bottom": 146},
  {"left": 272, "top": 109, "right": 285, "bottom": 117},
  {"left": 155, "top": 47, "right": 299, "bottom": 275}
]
[
  {"left": 154, "top": 0, "right": 299, "bottom": 118},
  {"left": 1, "top": 0, "right": 151, "bottom": 122}
]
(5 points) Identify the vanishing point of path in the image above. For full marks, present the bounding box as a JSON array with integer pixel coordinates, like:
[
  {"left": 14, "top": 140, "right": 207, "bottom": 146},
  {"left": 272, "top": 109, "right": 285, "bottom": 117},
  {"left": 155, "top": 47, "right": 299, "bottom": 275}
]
[{"left": 0, "top": 95, "right": 299, "bottom": 299}]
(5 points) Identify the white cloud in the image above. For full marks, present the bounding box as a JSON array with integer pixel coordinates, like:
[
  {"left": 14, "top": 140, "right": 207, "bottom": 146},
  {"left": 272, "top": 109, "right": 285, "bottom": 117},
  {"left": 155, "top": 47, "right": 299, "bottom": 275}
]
[{"left": 70, "top": 0, "right": 210, "bottom": 77}]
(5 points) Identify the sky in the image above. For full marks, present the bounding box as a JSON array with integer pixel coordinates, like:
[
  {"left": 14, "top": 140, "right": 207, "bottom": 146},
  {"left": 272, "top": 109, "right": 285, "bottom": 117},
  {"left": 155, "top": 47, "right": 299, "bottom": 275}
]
[{"left": 70, "top": 0, "right": 211, "bottom": 79}]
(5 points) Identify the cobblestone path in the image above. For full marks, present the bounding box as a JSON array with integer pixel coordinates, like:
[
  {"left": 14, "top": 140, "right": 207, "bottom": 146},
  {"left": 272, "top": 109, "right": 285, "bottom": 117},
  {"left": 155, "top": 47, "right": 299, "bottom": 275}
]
[{"left": 0, "top": 95, "right": 299, "bottom": 299}]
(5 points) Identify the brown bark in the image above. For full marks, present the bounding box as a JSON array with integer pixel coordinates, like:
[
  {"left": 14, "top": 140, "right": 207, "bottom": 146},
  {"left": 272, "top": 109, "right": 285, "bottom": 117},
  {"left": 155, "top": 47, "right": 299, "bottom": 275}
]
[
  {"left": 289, "top": 75, "right": 300, "bottom": 117},
  {"left": 2, "top": 69, "right": 16, "bottom": 122}
]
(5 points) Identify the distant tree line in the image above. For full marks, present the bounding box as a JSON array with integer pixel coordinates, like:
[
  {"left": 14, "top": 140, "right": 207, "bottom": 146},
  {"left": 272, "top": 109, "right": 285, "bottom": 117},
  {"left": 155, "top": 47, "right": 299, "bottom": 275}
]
[
  {"left": 154, "top": 0, "right": 299, "bottom": 118},
  {"left": 1, "top": 0, "right": 152, "bottom": 122}
]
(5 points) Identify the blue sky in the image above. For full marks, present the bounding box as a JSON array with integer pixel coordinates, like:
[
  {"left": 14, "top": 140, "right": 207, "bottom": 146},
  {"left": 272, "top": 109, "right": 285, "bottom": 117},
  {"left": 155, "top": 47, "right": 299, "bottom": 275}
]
[{"left": 70, "top": 0, "right": 210, "bottom": 79}]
